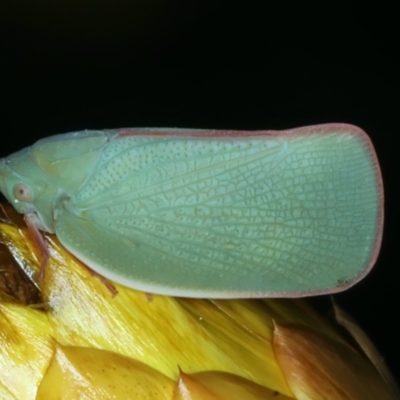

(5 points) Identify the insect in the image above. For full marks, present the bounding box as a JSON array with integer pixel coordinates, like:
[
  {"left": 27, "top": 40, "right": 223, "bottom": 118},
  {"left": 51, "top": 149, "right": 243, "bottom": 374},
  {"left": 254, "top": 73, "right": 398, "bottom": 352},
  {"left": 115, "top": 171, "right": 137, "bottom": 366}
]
[{"left": 0, "top": 124, "right": 383, "bottom": 298}]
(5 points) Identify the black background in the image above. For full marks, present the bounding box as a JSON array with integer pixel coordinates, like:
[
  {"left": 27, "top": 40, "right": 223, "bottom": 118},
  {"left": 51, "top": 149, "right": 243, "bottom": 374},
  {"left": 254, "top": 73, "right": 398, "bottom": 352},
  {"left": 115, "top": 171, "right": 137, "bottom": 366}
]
[{"left": 1, "top": 1, "right": 398, "bottom": 380}]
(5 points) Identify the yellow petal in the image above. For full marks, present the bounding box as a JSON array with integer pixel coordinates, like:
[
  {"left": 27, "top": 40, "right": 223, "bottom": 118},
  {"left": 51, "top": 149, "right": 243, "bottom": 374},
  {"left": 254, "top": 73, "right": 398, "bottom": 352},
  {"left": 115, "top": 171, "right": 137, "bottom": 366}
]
[
  {"left": 36, "top": 344, "right": 175, "bottom": 400},
  {"left": 0, "top": 303, "right": 53, "bottom": 400},
  {"left": 0, "top": 383, "right": 16, "bottom": 400}
]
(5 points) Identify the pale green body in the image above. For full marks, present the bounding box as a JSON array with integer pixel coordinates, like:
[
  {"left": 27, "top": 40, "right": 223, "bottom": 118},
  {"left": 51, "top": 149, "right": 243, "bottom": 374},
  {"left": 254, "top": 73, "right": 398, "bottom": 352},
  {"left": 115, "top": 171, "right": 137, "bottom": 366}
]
[{"left": 0, "top": 125, "right": 382, "bottom": 298}]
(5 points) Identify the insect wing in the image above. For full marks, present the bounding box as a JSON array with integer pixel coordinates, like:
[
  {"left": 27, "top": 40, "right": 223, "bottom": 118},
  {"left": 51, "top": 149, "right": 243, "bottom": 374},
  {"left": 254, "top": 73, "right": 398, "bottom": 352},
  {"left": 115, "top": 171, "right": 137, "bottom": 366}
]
[{"left": 53, "top": 125, "right": 382, "bottom": 298}]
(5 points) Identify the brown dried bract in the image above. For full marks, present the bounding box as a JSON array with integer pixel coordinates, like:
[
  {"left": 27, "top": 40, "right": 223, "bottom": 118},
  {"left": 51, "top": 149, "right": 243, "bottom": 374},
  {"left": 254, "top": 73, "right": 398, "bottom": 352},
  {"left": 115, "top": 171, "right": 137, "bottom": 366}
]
[
  {"left": 0, "top": 203, "right": 42, "bottom": 305},
  {"left": 0, "top": 252, "right": 41, "bottom": 305}
]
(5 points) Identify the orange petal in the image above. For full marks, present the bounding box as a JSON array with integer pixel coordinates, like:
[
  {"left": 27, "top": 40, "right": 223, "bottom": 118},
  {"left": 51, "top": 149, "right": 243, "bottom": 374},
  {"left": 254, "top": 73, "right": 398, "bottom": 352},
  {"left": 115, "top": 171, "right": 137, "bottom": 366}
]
[
  {"left": 273, "top": 323, "right": 395, "bottom": 400},
  {"left": 174, "top": 370, "right": 293, "bottom": 400}
]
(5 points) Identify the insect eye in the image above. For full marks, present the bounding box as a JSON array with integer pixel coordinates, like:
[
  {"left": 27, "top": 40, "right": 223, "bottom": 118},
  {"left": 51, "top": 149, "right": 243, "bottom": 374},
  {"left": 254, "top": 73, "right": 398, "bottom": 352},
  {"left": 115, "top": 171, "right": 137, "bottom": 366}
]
[{"left": 13, "top": 183, "right": 34, "bottom": 203}]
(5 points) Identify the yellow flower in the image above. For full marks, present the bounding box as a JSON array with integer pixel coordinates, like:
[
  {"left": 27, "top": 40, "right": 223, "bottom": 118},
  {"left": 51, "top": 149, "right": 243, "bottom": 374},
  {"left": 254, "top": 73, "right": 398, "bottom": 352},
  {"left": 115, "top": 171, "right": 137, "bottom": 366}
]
[{"left": 0, "top": 204, "right": 397, "bottom": 399}]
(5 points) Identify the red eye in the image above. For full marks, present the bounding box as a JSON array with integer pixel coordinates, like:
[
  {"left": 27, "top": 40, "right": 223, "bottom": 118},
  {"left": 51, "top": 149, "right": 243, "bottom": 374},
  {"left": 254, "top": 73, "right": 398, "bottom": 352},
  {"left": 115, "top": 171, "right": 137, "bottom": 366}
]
[{"left": 13, "top": 183, "right": 34, "bottom": 202}]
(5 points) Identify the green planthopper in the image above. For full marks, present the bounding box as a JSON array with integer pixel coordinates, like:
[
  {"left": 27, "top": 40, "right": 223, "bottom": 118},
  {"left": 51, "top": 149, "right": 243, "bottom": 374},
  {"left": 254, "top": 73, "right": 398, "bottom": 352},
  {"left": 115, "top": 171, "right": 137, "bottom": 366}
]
[{"left": 0, "top": 124, "right": 383, "bottom": 298}]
